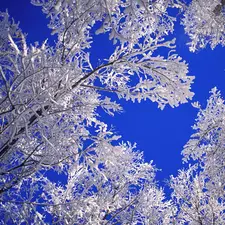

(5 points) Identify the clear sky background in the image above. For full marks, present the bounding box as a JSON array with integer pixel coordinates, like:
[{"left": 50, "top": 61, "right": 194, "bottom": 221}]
[{"left": 1, "top": 0, "right": 225, "bottom": 193}]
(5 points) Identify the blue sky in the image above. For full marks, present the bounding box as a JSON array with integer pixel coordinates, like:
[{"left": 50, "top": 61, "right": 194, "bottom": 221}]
[{"left": 1, "top": 0, "right": 225, "bottom": 190}]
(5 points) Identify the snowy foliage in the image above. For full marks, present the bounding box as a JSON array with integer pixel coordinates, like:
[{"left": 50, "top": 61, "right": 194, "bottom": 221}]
[
  {"left": 182, "top": 0, "right": 225, "bottom": 51},
  {"left": 170, "top": 165, "right": 225, "bottom": 224},
  {"left": 0, "top": 1, "right": 190, "bottom": 223},
  {"left": 1, "top": 134, "right": 175, "bottom": 224},
  {"left": 183, "top": 88, "right": 225, "bottom": 185},
  {"left": 170, "top": 89, "right": 225, "bottom": 224},
  {"left": 0, "top": 0, "right": 224, "bottom": 224}
]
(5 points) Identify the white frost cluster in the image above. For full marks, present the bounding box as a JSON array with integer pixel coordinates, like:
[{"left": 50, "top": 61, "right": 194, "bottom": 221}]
[
  {"left": 0, "top": 0, "right": 223, "bottom": 224},
  {"left": 182, "top": 0, "right": 225, "bottom": 51}
]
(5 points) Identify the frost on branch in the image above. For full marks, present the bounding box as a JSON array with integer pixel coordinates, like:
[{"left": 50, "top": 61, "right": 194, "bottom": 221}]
[
  {"left": 0, "top": 1, "right": 195, "bottom": 223},
  {"left": 28, "top": 0, "right": 194, "bottom": 109},
  {"left": 170, "top": 88, "right": 225, "bottom": 224},
  {"left": 181, "top": 88, "right": 225, "bottom": 208},
  {"left": 170, "top": 165, "right": 225, "bottom": 224},
  {"left": 97, "top": 38, "right": 194, "bottom": 109},
  {"left": 0, "top": 11, "right": 121, "bottom": 197},
  {"left": 31, "top": 0, "right": 178, "bottom": 49},
  {"left": 182, "top": 0, "right": 225, "bottom": 51},
  {"left": 0, "top": 133, "right": 175, "bottom": 224},
  {"left": 183, "top": 88, "right": 225, "bottom": 183},
  {"left": 0, "top": 1, "right": 194, "bottom": 185}
]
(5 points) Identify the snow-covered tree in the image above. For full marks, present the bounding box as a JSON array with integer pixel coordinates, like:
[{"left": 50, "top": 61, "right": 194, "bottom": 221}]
[
  {"left": 1, "top": 131, "right": 177, "bottom": 224},
  {"left": 0, "top": 0, "right": 224, "bottom": 224},
  {"left": 0, "top": 0, "right": 194, "bottom": 188},
  {"left": 182, "top": 0, "right": 225, "bottom": 51},
  {"left": 0, "top": 0, "right": 194, "bottom": 224},
  {"left": 170, "top": 88, "right": 225, "bottom": 224}
]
